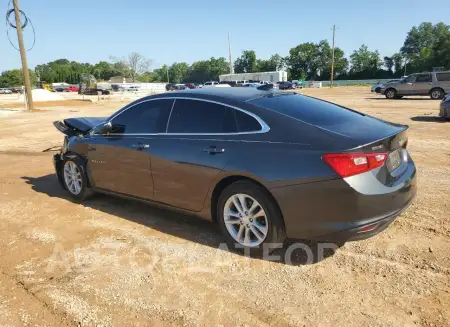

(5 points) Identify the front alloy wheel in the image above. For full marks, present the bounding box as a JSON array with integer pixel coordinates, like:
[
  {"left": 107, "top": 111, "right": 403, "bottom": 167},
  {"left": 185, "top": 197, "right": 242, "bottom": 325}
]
[
  {"left": 385, "top": 89, "right": 396, "bottom": 99},
  {"left": 64, "top": 161, "right": 83, "bottom": 195},
  {"left": 60, "top": 157, "right": 92, "bottom": 201},
  {"left": 223, "top": 194, "right": 268, "bottom": 247}
]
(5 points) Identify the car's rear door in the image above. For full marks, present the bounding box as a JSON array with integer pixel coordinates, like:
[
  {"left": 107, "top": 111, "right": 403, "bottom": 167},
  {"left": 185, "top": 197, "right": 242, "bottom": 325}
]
[
  {"left": 150, "top": 98, "right": 264, "bottom": 212},
  {"left": 87, "top": 99, "right": 173, "bottom": 200}
]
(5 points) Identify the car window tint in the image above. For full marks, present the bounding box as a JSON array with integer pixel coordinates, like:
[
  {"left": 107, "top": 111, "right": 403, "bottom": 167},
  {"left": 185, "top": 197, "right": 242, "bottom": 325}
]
[
  {"left": 416, "top": 74, "right": 431, "bottom": 83},
  {"left": 233, "top": 110, "right": 261, "bottom": 132},
  {"left": 250, "top": 93, "right": 367, "bottom": 126},
  {"left": 436, "top": 73, "right": 450, "bottom": 81},
  {"left": 111, "top": 99, "right": 173, "bottom": 134},
  {"left": 404, "top": 75, "right": 416, "bottom": 83},
  {"left": 167, "top": 99, "right": 238, "bottom": 133}
]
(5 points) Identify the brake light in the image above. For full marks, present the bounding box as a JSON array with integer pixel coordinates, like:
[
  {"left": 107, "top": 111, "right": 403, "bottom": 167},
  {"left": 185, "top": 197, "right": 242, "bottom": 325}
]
[{"left": 322, "top": 152, "right": 387, "bottom": 177}]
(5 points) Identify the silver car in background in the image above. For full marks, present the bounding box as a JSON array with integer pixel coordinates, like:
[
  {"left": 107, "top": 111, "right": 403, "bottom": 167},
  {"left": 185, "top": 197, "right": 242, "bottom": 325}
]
[
  {"left": 371, "top": 79, "right": 401, "bottom": 93},
  {"left": 381, "top": 71, "right": 450, "bottom": 100}
]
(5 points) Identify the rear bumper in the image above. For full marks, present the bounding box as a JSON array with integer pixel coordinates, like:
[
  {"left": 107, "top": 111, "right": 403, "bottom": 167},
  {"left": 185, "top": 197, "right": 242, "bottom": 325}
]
[
  {"left": 313, "top": 193, "right": 415, "bottom": 242},
  {"left": 271, "top": 157, "right": 417, "bottom": 242}
]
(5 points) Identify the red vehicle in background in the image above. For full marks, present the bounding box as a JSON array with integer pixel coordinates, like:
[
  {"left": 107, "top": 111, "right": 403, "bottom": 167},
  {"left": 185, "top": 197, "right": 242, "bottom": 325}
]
[
  {"left": 67, "top": 85, "right": 79, "bottom": 92},
  {"left": 185, "top": 83, "right": 198, "bottom": 89}
]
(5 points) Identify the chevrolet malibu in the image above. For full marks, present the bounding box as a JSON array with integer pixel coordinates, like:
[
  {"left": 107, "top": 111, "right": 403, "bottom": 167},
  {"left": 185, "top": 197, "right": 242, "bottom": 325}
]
[{"left": 53, "top": 86, "right": 417, "bottom": 251}]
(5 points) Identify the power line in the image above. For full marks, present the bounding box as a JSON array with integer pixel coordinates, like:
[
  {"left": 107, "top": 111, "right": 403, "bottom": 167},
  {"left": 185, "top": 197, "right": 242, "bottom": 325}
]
[{"left": 5, "top": 2, "right": 36, "bottom": 52}]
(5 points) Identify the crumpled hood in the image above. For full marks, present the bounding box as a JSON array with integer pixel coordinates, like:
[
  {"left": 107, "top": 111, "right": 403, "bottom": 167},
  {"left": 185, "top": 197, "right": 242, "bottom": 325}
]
[{"left": 53, "top": 117, "right": 106, "bottom": 136}]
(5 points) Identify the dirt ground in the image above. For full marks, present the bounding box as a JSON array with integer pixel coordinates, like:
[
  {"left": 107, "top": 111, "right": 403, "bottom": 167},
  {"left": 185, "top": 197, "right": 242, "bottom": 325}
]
[{"left": 0, "top": 87, "right": 448, "bottom": 327}]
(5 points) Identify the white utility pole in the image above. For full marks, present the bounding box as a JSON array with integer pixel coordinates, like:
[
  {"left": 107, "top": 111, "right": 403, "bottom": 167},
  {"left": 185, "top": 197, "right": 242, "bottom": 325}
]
[
  {"left": 228, "top": 32, "right": 233, "bottom": 74},
  {"left": 330, "top": 24, "right": 336, "bottom": 88}
]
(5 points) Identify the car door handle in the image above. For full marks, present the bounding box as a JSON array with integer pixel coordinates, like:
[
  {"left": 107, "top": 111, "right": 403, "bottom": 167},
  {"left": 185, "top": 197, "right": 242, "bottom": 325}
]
[
  {"left": 202, "top": 147, "right": 225, "bottom": 154},
  {"left": 132, "top": 143, "right": 150, "bottom": 150},
  {"left": 88, "top": 146, "right": 96, "bottom": 151}
]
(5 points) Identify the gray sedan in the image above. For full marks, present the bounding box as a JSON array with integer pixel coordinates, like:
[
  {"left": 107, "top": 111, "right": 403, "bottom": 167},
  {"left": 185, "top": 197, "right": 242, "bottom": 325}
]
[{"left": 52, "top": 86, "right": 417, "bottom": 252}]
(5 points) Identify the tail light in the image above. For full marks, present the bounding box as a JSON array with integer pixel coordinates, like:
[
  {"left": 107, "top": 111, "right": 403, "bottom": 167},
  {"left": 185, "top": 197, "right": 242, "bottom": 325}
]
[{"left": 322, "top": 152, "right": 387, "bottom": 178}]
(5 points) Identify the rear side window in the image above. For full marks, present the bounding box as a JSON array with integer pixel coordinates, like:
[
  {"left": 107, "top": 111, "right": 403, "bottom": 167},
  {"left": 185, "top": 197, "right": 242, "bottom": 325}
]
[
  {"left": 167, "top": 99, "right": 262, "bottom": 134},
  {"left": 167, "top": 99, "right": 236, "bottom": 133},
  {"left": 233, "top": 110, "right": 261, "bottom": 132},
  {"left": 416, "top": 74, "right": 431, "bottom": 83},
  {"left": 436, "top": 73, "right": 450, "bottom": 81},
  {"left": 110, "top": 99, "right": 173, "bottom": 134},
  {"left": 250, "top": 94, "right": 366, "bottom": 126}
]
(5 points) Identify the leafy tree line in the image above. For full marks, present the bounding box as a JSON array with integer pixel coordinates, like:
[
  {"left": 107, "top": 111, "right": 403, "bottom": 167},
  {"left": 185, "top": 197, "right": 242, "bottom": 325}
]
[{"left": 0, "top": 22, "right": 448, "bottom": 87}]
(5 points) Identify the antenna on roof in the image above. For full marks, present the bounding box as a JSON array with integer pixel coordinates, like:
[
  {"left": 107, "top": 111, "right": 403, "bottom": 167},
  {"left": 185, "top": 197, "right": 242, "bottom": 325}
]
[{"left": 257, "top": 83, "right": 274, "bottom": 90}]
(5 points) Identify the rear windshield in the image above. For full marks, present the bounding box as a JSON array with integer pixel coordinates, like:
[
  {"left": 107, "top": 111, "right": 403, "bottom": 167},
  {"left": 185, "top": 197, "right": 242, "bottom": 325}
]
[{"left": 249, "top": 94, "right": 365, "bottom": 126}]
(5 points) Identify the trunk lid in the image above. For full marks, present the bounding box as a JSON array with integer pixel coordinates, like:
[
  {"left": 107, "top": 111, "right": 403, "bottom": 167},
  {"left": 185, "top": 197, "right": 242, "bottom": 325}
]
[{"left": 53, "top": 117, "right": 106, "bottom": 136}]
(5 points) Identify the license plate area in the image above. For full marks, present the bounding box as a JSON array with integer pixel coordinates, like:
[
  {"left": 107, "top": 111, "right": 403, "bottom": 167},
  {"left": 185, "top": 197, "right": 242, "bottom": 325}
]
[{"left": 386, "top": 149, "right": 404, "bottom": 173}]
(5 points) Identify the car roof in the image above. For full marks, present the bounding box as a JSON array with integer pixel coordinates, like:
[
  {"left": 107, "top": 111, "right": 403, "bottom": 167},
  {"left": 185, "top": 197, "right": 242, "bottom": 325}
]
[{"left": 163, "top": 86, "right": 283, "bottom": 102}]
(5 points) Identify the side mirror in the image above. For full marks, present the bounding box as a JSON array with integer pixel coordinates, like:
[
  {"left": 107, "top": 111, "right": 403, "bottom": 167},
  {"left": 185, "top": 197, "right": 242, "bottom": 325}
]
[{"left": 96, "top": 122, "right": 112, "bottom": 135}]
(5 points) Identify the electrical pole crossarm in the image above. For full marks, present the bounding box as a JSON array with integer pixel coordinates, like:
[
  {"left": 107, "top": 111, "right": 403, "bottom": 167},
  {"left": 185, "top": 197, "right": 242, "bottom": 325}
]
[{"left": 13, "top": 0, "right": 34, "bottom": 110}]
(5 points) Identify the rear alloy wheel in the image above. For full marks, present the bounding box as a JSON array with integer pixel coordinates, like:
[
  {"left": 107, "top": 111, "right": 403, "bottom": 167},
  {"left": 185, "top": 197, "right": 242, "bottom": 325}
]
[
  {"left": 217, "top": 181, "right": 286, "bottom": 253},
  {"left": 385, "top": 88, "right": 397, "bottom": 99},
  {"left": 430, "top": 88, "right": 444, "bottom": 100},
  {"left": 223, "top": 194, "right": 268, "bottom": 247}
]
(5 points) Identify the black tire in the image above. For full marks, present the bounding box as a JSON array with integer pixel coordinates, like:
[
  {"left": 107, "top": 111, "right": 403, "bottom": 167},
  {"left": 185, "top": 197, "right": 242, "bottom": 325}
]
[
  {"left": 217, "top": 181, "right": 286, "bottom": 254},
  {"left": 430, "top": 88, "right": 444, "bottom": 100},
  {"left": 385, "top": 88, "right": 397, "bottom": 99},
  {"left": 60, "top": 156, "right": 93, "bottom": 201}
]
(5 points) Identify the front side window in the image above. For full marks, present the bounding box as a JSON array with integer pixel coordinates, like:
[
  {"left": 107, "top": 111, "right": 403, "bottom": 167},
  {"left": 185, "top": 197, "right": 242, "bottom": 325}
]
[
  {"left": 415, "top": 74, "right": 432, "bottom": 83},
  {"left": 167, "top": 99, "right": 263, "bottom": 134},
  {"left": 110, "top": 99, "right": 173, "bottom": 134},
  {"left": 404, "top": 75, "right": 416, "bottom": 83}
]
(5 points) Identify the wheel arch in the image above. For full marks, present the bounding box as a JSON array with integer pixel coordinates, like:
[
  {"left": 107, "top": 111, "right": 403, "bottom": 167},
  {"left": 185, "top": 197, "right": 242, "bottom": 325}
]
[
  {"left": 430, "top": 87, "right": 445, "bottom": 98},
  {"left": 209, "top": 175, "right": 285, "bottom": 229},
  {"left": 59, "top": 151, "right": 92, "bottom": 188}
]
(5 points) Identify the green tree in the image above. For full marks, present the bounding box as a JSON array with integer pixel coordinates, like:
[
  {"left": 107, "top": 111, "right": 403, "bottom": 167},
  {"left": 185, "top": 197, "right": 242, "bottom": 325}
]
[
  {"left": 286, "top": 42, "right": 318, "bottom": 80},
  {"left": 383, "top": 56, "right": 394, "bottom": 73},
  {"left": 109, "top": 52, "right": 151, "bottom": 82},
  {"left": 391, "top": 53, "right": 404, "bottom": 75},
  {"left": 169, "top": 62, "right": 189, "bottom": 83},
  {"left": 349, "top": 44, "right": 382, "bottom": 78},
  {"left": 0, "top": 69, "right": 36, "bottom": 87},
  {"left": 92, "top": 61, "right": 119, "bottom": 81},
  {"left": 152, "top": 65, "right": 170, "bottom": 82},
  {"left": 234, "top": 50, "right": 257, "bottom": 73},
  {"left": 401, "top": 22, "right": 450, "bottom": 71},
  {"left": 256, "top": 54, "right": 285, "bottom": 72}
]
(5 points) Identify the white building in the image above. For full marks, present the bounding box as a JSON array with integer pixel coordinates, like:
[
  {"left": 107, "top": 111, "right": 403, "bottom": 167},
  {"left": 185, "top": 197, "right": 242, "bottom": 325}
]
[{"left": 219, "top": 71, "right": 287, "bottom": 83}]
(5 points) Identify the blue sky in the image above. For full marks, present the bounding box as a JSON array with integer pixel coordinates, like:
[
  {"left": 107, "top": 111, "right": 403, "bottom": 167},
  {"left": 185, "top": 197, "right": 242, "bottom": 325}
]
[{"left": 1, "top": 0, "right": 448, "bottom": 71}]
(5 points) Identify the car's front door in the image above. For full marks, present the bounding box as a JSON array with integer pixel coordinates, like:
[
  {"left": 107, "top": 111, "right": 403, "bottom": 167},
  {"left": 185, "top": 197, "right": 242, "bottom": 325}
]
[
  {"left": 412, "top": 73, "right": 432, "bottom": 95},
  {"left": 87, "top": 98, "right": 173, "bottom": 200},
  {"left": 396, "top": 75, "right": 416, "bottom": 95},
  {"left": 150, "top": 98, "right": 264, "bottom": 212}
]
